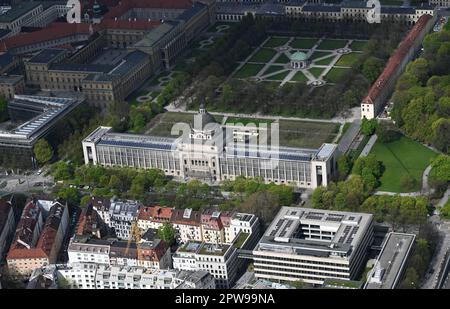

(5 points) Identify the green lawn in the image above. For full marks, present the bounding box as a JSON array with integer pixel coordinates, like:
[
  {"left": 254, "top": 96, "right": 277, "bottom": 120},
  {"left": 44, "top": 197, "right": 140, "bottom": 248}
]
[
  {"left": 335, "top": 53, "right": 360, "bottom": 67},
  {"left": 290, "top": 38, "right": 318, "bottom": 49},
  {"left": 225, "top": 117, "right": 273, "bottom": 126},
  {"left": 324, "top": 68, "right": 349, "bottom": 83},
  {"left": 274, "top": 53, "right": 290, "bottom": 64},
  {"left": 291, "top": 71, "right": 308, "bottom": 82},
  {"left": 351, "top": 40, "right": 369, "bottom": 51},
  {"left": 279, "top": 120, "right": 339, "bottom": 148},
  {"left": 262, "top": 65, "right": 285, "bottom": 76},
  {"left": 267, "top": 70, "right": 290, "bottom": 81},
  {"left": 318, "top": 39, "right": 348, "bottom": 50},
  {"left": 371, "top": 136, "right": 438, "bottom": 193},
  {"left": 314, "top": 55, "right": 336, "bottom": 66},
  {"left": 264, "top": 37, "right": 290, "bottom": 48},
  {"left": 249, "top": 48, "right": 277, "bottom": 63},
  {"left": 148, "top": 112, "right": 223, "bottom": 137},
  {"left": 234, "top": 63, "right": 265, "bottom": 78},
  {"left": 309, "top": 67, "right": 326, "bottom": 78},
  {"left": 310, "top": 51, "right": 333, "bottom": 60}
]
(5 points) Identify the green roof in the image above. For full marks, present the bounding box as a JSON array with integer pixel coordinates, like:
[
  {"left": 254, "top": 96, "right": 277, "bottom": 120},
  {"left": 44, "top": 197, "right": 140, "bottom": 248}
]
[{"left": 290, "top": 51, "right": 308, "bottom": 61}]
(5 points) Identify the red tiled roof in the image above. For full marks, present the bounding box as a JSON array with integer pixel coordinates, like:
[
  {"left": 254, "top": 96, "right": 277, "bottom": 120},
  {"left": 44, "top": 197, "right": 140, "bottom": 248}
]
[
  {"left": 0, "top": 22, "right": 92, "bottom": 52},
  {"left": 101, "top": 19, "right": 160, "bottom": 30},
  {"left": 170, "top": 209, "right": 201, "bottom": 226},
  {"left": 138, "top": 239, "right": 168, "bottom": 262},
  {"left": 138, "top": 206, "right": 173, "bottom": 222},
  {"left": 363, "top": 14, "right": 433, "bottom": 105}
]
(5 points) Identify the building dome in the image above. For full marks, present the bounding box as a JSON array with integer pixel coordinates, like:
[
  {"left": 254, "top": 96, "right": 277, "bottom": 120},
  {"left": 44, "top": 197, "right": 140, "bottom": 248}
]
[
  {"left": 197, "top": 103, "right": 216, "bottom": 127},
  {"left": 290, "top": 51, "right": 308, "bottom": 62}
]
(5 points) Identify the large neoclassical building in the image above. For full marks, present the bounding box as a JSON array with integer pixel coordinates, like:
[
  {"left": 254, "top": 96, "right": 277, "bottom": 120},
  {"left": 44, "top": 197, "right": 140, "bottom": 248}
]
[{"left": 82, "top": 107, "right": 338, "bottom": 189}]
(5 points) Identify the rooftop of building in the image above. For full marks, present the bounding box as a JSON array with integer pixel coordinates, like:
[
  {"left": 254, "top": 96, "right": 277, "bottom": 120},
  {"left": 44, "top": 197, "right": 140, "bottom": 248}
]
[
  {"left": 177, "top": 240, "right": 231, "bottom": 256},
  {"left": 170, "top": 208, "right": 201, "bottom": 225},
  {"left": 0, "top": 2, "right": 42, "bottom": 23},
  {"left": 363, "top": 14, "right": 433, "bottom": 105},
  {"left": 365, "top": 232, "right": 416, "bottom": 289},
  {"left": 28, "top": 48, "right": 67, "bottom": 64},
  {"left": 0, "top": 199, "right": 12, "bottom": 237},
  {"left": 0, "top": 95, "right": 82, "bottom": 141},
  {"left": 109, "top": 199, "right": 141, "bottom": 216},
  {"left": 7, "top": 200, "right": 66, "bottom": 260},
  {"left": 255, "top": 207, "right": 373, "bottom": 259},
  {"left": 138, "top": 205, "right": 173, "bottom": 221},
  {"left": 134, "top": 21, "right": 178, "bottom": 48},
  {"left": 0, "top": 74, "right": 23, "bottom": 84},
  {"left": 0, "top": 22, "right": 92, "bottom": 52}
]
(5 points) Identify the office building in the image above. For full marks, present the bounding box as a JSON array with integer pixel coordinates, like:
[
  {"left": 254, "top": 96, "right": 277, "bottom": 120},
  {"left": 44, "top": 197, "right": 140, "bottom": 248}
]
[{"left": 251, "top": 207, "right": 374, "bottom": 285}]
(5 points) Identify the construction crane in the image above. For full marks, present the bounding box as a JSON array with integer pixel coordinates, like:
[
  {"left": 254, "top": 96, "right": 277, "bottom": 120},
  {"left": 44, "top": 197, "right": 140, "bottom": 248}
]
[{"left": 125, "top": 221, "right": 143, "bottom": 265}]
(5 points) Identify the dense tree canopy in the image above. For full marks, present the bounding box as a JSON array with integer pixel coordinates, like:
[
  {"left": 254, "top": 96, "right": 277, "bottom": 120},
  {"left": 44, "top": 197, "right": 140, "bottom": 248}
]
[{"left": 34, "top": 139, "right": 53, "bottom": 164}]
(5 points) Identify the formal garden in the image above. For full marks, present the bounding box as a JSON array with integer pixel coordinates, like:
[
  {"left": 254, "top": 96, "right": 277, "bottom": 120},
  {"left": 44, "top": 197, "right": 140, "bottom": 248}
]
[{"left": 232, "top": 36, "right": 368, "bottom": 86}]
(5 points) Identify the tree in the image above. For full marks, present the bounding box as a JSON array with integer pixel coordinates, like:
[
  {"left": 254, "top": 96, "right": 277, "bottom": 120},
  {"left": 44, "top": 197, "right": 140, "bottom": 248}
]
[
  {"left": 0, "top": 96, "right": 8, "bottom": 122},
  {"left": 406, "top": 58, "right": 430, "bottom": 85},
  {"left": 337, "top": 155, "right": 352, "bottom": 180},
  {"left": 57, "top": 187, "right": 80, "bottom": 206},
  {"left": 376, "top": 122, "right": 401, "bottom": 143},
  {"left": 362, "top": 56, "right": 385, "bottom": 83},
  {"left": 80, "top": 195, "right": 92, "bottom": 207},
  {"left": 400, "top": 174, "right": 417, "bottom": 191},
  {"left": 239, "top": 190, "right": 280, "bottom": 225},
  {"left": 399, "top": 268, "right": 419, "bottom": 289},
  {"left": 51, "top": 161, "right": 74, "bottom": 180},
  {"left": 361, "top": 118, "right": 378, "bottom": 136},
  {"left": 157, "top": 223, "right": 176, "bottom": 246},
  {"left": 34, "top": 139, "right": 53, "bottom": 164}
]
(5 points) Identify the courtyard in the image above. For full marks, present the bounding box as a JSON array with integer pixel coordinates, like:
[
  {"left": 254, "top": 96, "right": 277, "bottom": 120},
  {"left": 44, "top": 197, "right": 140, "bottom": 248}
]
[{"left": 232, "top": 36, "right": 368, "bottom": 86}]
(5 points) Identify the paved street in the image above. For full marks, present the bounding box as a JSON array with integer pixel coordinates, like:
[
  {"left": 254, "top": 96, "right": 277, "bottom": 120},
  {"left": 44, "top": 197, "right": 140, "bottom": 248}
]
[
  {"left": 359, "top": 134, "right": 378, "bottom": 157},
  {"left": 0, "top": 168, "right": 54, "bottom": 194},
  {"left": 421, "top": 219, "right": 450, "bottom": 289}
]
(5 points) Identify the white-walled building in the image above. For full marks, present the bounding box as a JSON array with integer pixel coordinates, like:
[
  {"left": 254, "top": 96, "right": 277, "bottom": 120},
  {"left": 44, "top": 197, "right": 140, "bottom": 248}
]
[
  {"left": 252, "top": 207, "right": 374, "bottom": 285},
  {"left": 82, "top": 106, "right": 338, "bottom": 190},
  {"left": 68, "top": 238, "right": 112, "bottom": 265},
  {"left": 39, "top": 262, "right": 216, "bottom": 289},
  {"left": 172, "top": 241, "right": 241, "bottom": 289},
  {"left": 108, "top": 199, "right": 141, "bottom": 240}
]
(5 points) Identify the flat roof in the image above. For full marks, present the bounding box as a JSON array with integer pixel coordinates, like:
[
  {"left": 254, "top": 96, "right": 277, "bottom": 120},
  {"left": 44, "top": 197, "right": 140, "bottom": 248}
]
[
  {"left": 0, "top": 2, "right": 41, "bottom": 23},
  {"left": 255, "top": 207, "right": 373, "bottom": 259},
  {"left": 0, "top": 95, "right": 82, "bottom": 141},
  {"left": 365, "top": 232, "right": 415, "bottom": 289},
  {"left": 134, "top": 22, "right": 176, "bottom": 48},
  {"left": 28, "top": 48, "right": 66, "bottom": 64}
]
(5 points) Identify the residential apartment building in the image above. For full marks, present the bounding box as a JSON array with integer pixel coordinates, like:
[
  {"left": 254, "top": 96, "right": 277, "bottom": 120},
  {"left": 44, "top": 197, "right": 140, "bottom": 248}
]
[
  {"left": 137, "top": 205, "right": 173, "bottom": 232},
  {"left": 172, "top": 241, "right": 241, "bottom": 288},
  {"left": 137, "top": 205, "right": 260, "bottom": 247},
  {"left": 251, "top": 207, "right": 374, "bottom": 285},
  {"left": 0, "top": 199, "right": 16, "bottom": 262},
  {"left": 170, "top": 208, "right": 203, "bottom": 243},
  {"left": 7, "top": 199, "right": 69, "bottom": 276},
  {"left": 108, "top": 199, "right": 141, "bottom": 240},
  {"left": 68, "top": 236, "right": 171, "bottom": 270},
  {"left": 45, "top": 262, "right": 215, "bottom": 289}
]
